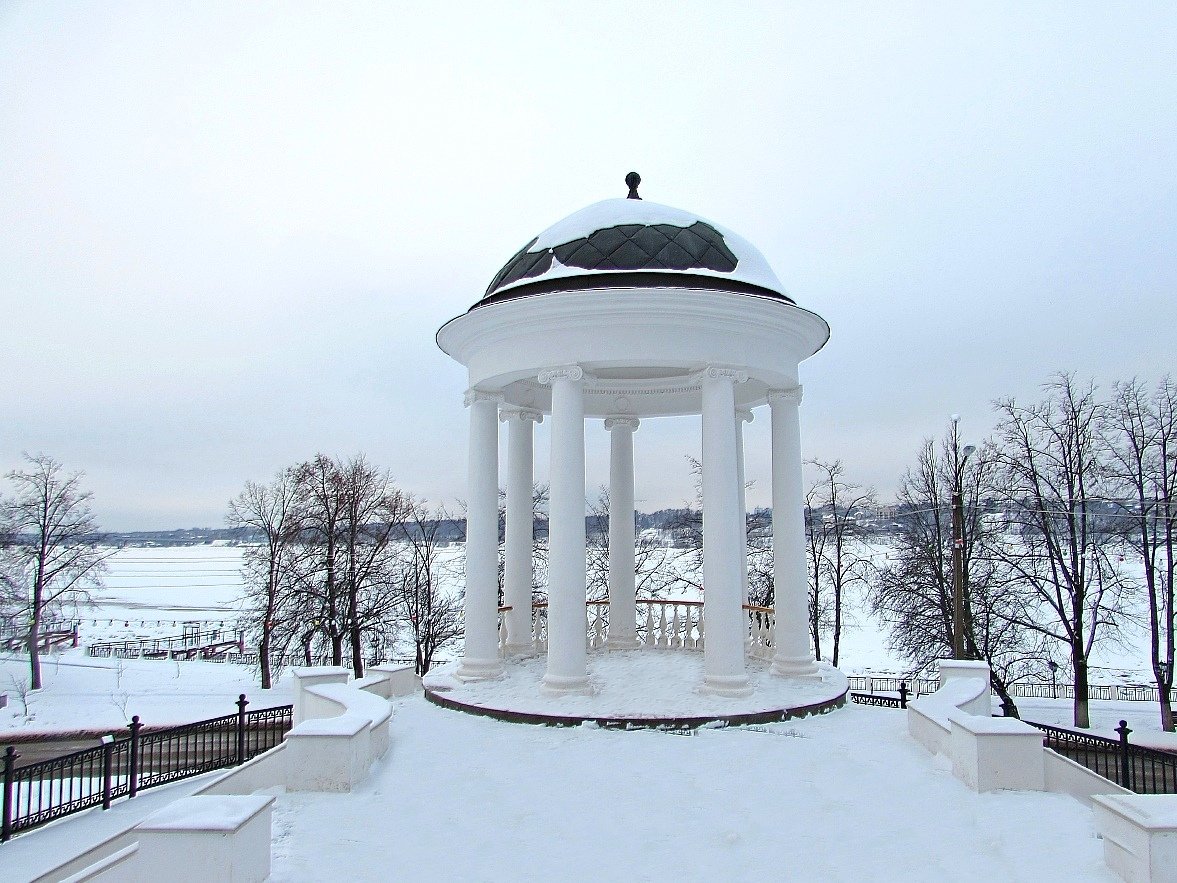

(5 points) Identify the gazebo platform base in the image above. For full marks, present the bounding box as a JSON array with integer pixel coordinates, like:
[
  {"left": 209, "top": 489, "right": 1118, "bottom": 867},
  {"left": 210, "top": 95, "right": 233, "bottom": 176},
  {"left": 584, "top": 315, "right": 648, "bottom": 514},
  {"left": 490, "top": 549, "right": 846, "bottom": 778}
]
[{"left": 422, "top": 650, "right": 848, "bottom": 730}]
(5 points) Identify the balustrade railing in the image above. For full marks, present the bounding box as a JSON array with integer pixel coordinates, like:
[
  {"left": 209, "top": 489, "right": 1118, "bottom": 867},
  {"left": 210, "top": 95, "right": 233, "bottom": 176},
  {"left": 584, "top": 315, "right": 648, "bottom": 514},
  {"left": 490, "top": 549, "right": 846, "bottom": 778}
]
[
  {"left": 88, "top": 628, "right": 244, "bottom": 660},
  {"left": 497, "top": 600, "right": 776, "bottom": 656}
]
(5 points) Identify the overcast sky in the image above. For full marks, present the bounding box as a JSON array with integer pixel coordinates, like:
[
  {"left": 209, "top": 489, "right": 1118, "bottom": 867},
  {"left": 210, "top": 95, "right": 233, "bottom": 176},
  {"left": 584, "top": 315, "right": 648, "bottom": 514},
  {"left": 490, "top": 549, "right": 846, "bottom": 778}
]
[{"left": 2, "top": 2, "right": 1175, "bottom": 530}]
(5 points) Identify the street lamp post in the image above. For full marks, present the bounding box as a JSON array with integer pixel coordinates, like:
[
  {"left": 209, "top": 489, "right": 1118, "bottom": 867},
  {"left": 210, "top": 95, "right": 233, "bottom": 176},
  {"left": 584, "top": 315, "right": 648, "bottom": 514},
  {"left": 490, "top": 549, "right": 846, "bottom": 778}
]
[
  {"left": 950, "top": 416, "right": 975, "bottom": 661},
  {"left": 1048, "top": 660, "right": 1058, "bottom": 700}
]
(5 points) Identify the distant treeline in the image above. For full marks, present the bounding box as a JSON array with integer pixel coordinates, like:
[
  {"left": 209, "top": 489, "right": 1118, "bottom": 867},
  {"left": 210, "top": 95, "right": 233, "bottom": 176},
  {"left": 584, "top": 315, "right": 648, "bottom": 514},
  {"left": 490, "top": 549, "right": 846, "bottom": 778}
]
[{"left": 91, "top": 498, "right": 1135, "bottom": 547}]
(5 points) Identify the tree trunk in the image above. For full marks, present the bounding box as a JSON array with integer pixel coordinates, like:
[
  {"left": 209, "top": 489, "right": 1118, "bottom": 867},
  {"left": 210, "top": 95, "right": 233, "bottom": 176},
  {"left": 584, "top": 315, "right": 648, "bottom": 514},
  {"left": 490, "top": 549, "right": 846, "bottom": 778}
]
[
  {"left": 30, "top": 562, "right": 45, "bottom": 690},
  {"left": 832, "top": 586, "right": 842, "bottom": 668},
  {"left": 1160, "top": 680, "right": 1174, "bottom": 733},
  {"left": 350, "top": 626, "right": 364, "bottom": 679},
  {"left": 27, "top": 613, "right": 42, "bottom": 691},
  {"left": 259, "top": 629, "right": 272, "bottom": 690},
  {"left": 1073, "top": 646, "right": 1091, "bottom": 728},
  {"left": 302, "top": 632, "right": 313, "bottom": 666},
  {"left": 991, "top": 671, "right": 1020, "bottom": 719}
]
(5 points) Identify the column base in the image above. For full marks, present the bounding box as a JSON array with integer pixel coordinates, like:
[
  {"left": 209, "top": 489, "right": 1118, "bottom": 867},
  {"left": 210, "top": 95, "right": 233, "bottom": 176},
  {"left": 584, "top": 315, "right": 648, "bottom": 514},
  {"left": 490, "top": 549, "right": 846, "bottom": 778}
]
[
  {"left": 454, "top": 656, "right": 505, "bottom": 681},
  {"left": 700, "top": 673, "right": 754, "bottom": 698},
  {"left": 541, "top": 672, "right": 594, "bottom": 695},
  {"left": 605, "top": 635, "right": 642, "bottom": 650},
  {"left": 771, "top": 655, "right": 821, "bottom": 679}
]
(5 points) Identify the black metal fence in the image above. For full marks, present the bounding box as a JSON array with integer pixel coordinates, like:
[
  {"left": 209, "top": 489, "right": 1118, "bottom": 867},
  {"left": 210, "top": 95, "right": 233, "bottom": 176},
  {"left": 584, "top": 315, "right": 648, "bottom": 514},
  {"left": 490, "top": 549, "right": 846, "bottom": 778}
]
[
  {"left": 846, "top": 675, "right": 1164, "bottom": 703},
  {"left": 850, "top": 683, "right": 909, "bottom": 709},
  {"left": 1029, "top": 719, "right": 1177, "bottom": 794},
  {"left": 1, "top": 696, "right": 293, "bottom": 842}
]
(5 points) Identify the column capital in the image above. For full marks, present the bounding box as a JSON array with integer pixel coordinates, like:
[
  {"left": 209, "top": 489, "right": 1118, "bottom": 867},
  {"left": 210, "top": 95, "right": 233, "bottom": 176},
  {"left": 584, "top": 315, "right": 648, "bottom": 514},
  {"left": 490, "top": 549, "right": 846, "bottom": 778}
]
[
  {"left": 736, "top": 409, "right": 755, "bottom": 425},
  {"left": 700, "top": 365, "right": 749, "bottom": 385},
  {"left": 767, "top": 385, "right": 804, "bottom": 406},
  {"left": 538, "top": 365, "right": 584, "bottom": 385},
  {"left": 464, "top": 388, "right": 502, "bottom": 407},
  {"left": 499, "top": 406, "right": 544, "bottom": 424},
  {"left": 604, "top": 416, "right": 640, "bottom": 432}
]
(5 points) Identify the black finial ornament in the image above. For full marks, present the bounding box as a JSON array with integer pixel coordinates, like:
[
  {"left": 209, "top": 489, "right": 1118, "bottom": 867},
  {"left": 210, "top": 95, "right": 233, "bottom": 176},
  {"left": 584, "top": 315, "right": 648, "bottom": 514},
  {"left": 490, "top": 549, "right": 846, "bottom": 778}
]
[{"left": 625, "top": 171, "right": 641, "bottom": 200}]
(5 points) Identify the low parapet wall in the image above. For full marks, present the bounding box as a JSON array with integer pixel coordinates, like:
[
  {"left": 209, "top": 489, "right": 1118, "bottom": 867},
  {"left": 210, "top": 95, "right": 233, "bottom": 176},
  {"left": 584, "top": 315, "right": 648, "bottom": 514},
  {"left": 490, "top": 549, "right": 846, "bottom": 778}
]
[
  {"left": 33, "top": 666, "right": 402, "bottom": 882},
  {"left": 906, "top": 658, "right": 1166, "bottom": 882}
]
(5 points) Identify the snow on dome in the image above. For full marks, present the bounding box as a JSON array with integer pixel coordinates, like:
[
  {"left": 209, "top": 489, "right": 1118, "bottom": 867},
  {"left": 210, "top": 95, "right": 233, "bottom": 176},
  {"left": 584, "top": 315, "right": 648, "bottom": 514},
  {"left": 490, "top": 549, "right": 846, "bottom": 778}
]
[{"left": 477, "top": 197, "right": 791, "bottom": 307}]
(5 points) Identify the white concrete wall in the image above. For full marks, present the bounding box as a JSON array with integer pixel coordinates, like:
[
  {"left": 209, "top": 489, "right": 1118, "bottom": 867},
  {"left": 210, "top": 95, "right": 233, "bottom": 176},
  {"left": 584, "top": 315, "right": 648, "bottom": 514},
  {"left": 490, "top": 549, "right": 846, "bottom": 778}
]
[
  {"left": 46, "top": 666, "right": 396, "bottom": 881},
  {"left": 1092, "top": 795, "right": 1177, "bottom": 883},
  {"left": 1044, "top": 751, "right": 1132, "bottom": 807},
  {"left": 947, "top": 711, "right": 1045, "bottom": 792}
]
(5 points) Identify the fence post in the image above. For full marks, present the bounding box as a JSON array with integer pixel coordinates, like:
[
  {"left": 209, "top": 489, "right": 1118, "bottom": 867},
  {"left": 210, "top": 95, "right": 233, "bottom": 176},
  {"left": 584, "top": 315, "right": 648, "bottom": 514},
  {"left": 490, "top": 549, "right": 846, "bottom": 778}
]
[
  {"left": 2, "top": 746, "right": 18, "bottom": 842},
  {"left": 128, "top": 715, "right": 142, "bottom": 798},
  {"left": 101, "top": 735, "right": 114, "bottom": 810},
  {"left": 899, "top": 682, "right": 909, "bottom": 709},
  {"left": 1116, "top": 719, "right": 1133, "bottom": 790},
  {"left": 236, "top": 694, "right": 249, "bottom": 765}
]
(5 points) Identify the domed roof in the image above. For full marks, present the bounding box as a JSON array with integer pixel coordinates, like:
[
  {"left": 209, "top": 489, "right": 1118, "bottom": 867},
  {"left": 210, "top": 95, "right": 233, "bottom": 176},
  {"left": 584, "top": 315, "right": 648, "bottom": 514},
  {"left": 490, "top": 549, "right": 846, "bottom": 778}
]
[{"left": 474, "top": 185, "right": 792, "bottom": 309}]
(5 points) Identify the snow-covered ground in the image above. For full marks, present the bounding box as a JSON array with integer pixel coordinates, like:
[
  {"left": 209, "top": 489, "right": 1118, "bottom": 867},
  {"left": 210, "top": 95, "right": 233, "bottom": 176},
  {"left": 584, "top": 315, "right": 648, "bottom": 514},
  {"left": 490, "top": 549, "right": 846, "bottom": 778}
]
[
  {"left": 269, "top": 694, "right": 1114, "bottom": 882},
  {"left": 0, "top": 545, "right": 1159, "bottom": 882},
  {"left": 0, "top": 650, "right": 293, "bottom": 737},
  {"left": 0, "top": 543, "right": 1168, "bottom": 739}
]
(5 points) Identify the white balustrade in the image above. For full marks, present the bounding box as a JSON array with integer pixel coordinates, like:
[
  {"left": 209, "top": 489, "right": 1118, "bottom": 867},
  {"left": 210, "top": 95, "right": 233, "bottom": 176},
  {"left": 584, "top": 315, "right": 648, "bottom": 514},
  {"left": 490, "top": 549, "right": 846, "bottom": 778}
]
[
  {"left": 506, "top": 600, "right": 774, "bottom": 659},
  {"left": 745, "top": 605, "right": 776, "bottom": 661}
]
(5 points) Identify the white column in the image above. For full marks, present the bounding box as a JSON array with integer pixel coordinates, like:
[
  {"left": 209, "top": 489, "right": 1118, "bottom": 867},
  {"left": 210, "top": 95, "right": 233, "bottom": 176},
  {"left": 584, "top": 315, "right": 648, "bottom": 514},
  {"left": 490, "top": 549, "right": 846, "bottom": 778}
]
[
  {"left": 736, "top": 410, "right": 753, "bottom": 611},
  {"left": 700, "top": 366, "right": 752, "bottom": 696},
  {"left": 456, "top": 389, "right": 504, "bottom": 680},
  {"left": 501, "top": 406, "right": 542, "bottom": 654},
  {"left": 769, "top": 386, "right": 819, "bottom": 677},
  {"left": 604, "top": 416, "right": 640, "bottom": 649},
  {"left": 539, "top": 365, "right": 590, "bottom": 693}
]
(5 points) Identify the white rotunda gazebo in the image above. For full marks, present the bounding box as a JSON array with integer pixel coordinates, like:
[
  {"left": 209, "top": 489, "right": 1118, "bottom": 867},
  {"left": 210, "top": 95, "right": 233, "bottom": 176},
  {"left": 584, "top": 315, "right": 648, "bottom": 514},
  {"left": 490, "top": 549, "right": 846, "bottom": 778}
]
[{"left": 436, "top": 174, "right": 831, "bottom": 707}]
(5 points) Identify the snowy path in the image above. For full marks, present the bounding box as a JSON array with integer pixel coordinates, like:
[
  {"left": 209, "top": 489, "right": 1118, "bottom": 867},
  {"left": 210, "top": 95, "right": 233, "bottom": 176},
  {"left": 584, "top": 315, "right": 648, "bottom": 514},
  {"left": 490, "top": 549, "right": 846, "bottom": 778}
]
[{"left": 271, "top": 697, "right": 1115, "bottom": 882}]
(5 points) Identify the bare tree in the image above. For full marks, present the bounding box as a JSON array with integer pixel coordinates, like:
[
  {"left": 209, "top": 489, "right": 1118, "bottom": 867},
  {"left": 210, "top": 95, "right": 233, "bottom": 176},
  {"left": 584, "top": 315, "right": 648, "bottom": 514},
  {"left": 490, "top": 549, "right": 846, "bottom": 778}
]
[
  {"left": 1105, "top": 377, "right": 1177, "bottom": 730},
  {"left": 335, "top": 456, "right": 410, "bottom": 677},
  {"left": 992, "top": 374, "right": 1130, "bottom": 728},
  {"left": 804, "top": 460, "right": 875, "bottom": 667},
  {"left": 746, "top": 507, "right": 775, "bottom": 608},
  {"left": 668, "top": 456, "right": 758, "bottom": 598},
  {"left": 286, "top": 455, "right": 409, "bottom": 677},
  {"left": 227, "top": 467, "right": 303, "bottom": 689},
  {"left": 870, "top": 429, "right": 1041, "bottom": 717},
  {"left": 585, "top": 486, "right": 683, "bottom": 603},
  {"left": 3, "top": 454, "right": 116, "bottom": 689},
  {"left": 286, "top": 455, "right": 348, "bottom": 667},
  {"left": 392, "top": 501, "right": 462, "bottom": 675}
]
